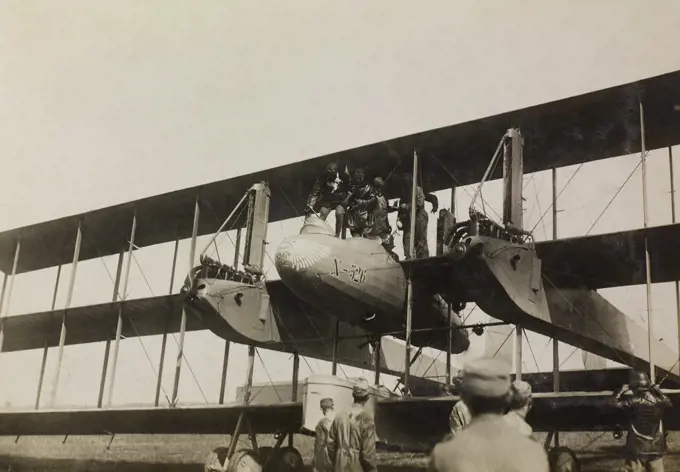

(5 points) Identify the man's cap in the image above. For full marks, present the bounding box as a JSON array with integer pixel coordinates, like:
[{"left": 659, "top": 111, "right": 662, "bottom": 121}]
[
  {"left": 353, "top": 378, "right": 371, "bottom": 398},
  {"left": 325, "top": 163, "right": 338, "bottom": 173},
  {"left": 320, "top": 397, "right": 334, "bottom": 409},
  {"left": 461, "top": 357, "right": 511, "bottom": 398},
  {"left": 510, "top": 380, "right": 532, "bottom": 403},
  {"left": 373, "top": 177, "right": 385, "bottom": 187},
  {"left": 630, "top": 370, "right": 651, "bottom": 388}
]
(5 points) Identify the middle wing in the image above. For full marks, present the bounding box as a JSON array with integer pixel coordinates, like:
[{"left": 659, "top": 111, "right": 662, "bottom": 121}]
[{"left": 536, "top": 222, "right": 680, "bottom": 289}]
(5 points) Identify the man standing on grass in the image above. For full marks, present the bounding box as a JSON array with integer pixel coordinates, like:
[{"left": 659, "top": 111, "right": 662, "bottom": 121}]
[
  {"left": 314, "top": 397, "right": 336, "bottom": 472},
  {"left": 328, "top": 378, "right": 377, "bottom": 472},
  {"left": 430, "top": 357, "right": 549, "bottom": 472}
]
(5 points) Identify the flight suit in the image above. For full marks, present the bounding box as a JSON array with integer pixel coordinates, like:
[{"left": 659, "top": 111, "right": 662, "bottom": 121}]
[
  {"left": 327, "top": 403, "right": 378, "bottom": 472},
  {"left": 398, "top": 186, "right": 436, "bottom": 259},
  {"left": 430, "top": 413, "right": 549, "bottom": 472},
  {"left": 504, "top": 410, "right": 533, "bottom": 437},
  {"left": 449, "top": 400, "right": 472, "bottom": 438},
  {"left": 346, "top": 183, "right": 378, "bottom": 238},
  {"left": 314, "top": 416, "right": 334, "bottom": 472},
  {"left": 614, "top": 387, "right": 673, "bottom": 472}
]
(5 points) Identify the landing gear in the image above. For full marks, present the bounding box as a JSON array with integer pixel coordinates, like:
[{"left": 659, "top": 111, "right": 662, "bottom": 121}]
[
  {"left": 547, "top": 446, "right": 580, "bottom": 472},
  {"left": 212, "top": 438, "right": 304, "bottom": 472}
]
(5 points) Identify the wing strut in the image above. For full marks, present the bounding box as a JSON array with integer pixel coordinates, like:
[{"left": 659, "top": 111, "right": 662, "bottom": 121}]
[
  {"left": 105, "top": 211, "right": 137, "bottom": 407},
  {"left": 154, "top": 237, "right": 180, "bottom": 406},
  {"left": 640, "top": 100, "right": 656, "bottom": 385},
  {"left": 172, "top": 194, "right": 201, "bottom": 406},
  {"left": 0, "top": 237, "right": 20, "bottom": 352},
  {"left": 404, "top": 150, "right": 418, "bottom": 395},
  {"left": 48, "top": 222, "right": 82, "bottom": 408}
]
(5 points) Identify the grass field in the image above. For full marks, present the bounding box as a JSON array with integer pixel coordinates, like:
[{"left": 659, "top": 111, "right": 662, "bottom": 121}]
[{"left": 0, "top": 432, "right": 679, "bottom": 471}]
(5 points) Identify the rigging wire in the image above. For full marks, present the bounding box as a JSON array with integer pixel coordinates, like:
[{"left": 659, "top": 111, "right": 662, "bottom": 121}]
[
  {"left": 585, "top": 157, "right": 643, "bottom": 236},
  {"left": 88, "top": 234, "right": 172, "bottom": 403},
  {"left": 530, "top": 162, "right": 585, "bottom": 233},
  {"left": 130, "top": 251, "right": 209, "bottom": 404}
]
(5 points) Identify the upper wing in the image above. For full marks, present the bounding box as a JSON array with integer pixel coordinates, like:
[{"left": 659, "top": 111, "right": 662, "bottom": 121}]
[
  {"left": 2, "top": 69, "right": 680, "bottom": 274},
  {"left": 536, "top": 222, "right": 680, "bottom": 289}
]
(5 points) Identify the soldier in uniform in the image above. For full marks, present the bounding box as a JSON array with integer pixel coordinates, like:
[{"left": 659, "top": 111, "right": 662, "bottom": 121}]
[
  {"left": 306, "top": 162, "right": 349, "bottom": 238},
  {"left": 613, "top": 371, "right": 673, "bottom": 472},
  {"left": 328, "top": 378, "right": 377, "bottom": 472},
  {"left": 505, "top": 380, "right": 533, "bottom": 437},
  {"left": 344, "top": 168, "right": 378, "bottom": 238},
  {"left": 314, "top": 398, "right": 336, "bottom": 472},
  {"left": 449, "top": 399, "right": 472, "bottom": 439},
  {"left": 397, "top": 173, "right": 438, "bottom": 259},
  {"left": 369, "top": 176, "right": 399, "bottom": 256},
  {"left": 430, "top": 357, "right": 549, "bottom": 472}
]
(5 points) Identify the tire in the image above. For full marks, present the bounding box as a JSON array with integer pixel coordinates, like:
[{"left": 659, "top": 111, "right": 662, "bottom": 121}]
[
  {"left": 228, "top": 449, "right": 263, "bottom": 472},
  {"left": 548, "top": 446, "right": 580, "bottom": 472},
  {"left": 267, "top": 446, "right": 304, "bottom": 472}
]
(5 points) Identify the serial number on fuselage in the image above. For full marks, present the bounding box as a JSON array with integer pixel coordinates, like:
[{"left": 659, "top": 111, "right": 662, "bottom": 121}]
[{"left": 330, "top": 258, "right": 367, "bottom": 285}]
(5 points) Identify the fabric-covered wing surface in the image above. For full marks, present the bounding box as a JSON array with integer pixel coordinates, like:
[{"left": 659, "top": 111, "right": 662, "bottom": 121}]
[
  {"left": 0, "top": 295, "right": 193, "bottom": 353},
  {"left": 0, "top": 403, "right": 301, "bottom": 436},
  {"left": 537, "top": 222, "right": 680, "bottom": 289},
  {"left": 1, "top": 69, "right": 680, "bottom": 274}
]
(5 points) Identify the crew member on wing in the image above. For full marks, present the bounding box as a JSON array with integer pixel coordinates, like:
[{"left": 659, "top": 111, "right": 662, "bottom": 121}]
[
  {"left": 344, "top": 168, "right": 378, "bottom": 238},
  {"left": 613, "top": 371, "right": 673, "bottom": 472},
  {"left": 397, "top": 172, "right": 438, "bottom": 259},
  {"left": 306, "top": 162, "right": 349, "bottom": 238},
  {"left": 369, "top": 177, "right": 399, "bottom": 259}
]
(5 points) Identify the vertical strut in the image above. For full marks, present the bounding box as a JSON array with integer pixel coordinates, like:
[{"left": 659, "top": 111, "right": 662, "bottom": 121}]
[
  {"left": 446, "top": 304, "right": 452, "bottom": 389},
  {"left": 106, "top": 212, "right": 137, "bottom": 407},
  {"left": 332, "top": 319, "right": 340, "bottom": 375},
  {"left": 515, "top": 327, "right": 523, "bottom": 379},
  {"left": 639, "top": 101, "right": 655, "bottom": 384},
  {"left": 36, "top": 265, "right": 62, "bottom": 409},
  {"left": 373, "top": 338, "right": 381, "bottom": 386},
  {"left": 0, "top": 238, "right": 21, "bottom": 354},
  {"left": 155, "top": 237, "right": 179, "bottom": 406},
  {"left": 404, "top": 150, "right": 418, "bottom": 395},
  {"left": 98, "top": 249, "right": 124, "bottom": 408},
  {"left": 49, "top": 222, "right": 82, "bottom": 407},
  {"left": 172, "top": 196, "right": 200, "bottom": 406},
  {"left": 670, "top": 146, "right": 680, "bottom": 370},
  {"left": 551, "top": 167, "right": 560, "bottom": 447},
  {"left": 219, "top": 340, "right": 231, "bottom": 404}
]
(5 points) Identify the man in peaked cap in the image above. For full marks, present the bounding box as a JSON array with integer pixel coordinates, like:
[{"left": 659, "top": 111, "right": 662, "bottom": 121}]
[
  {"left": 328, "top": 378, "right": 377, "bottom": 472},
  {"left": 314, "top": 398, "right": 336, "bottom": 472},
  {"left": 430, "top": 358, "right": 549, "bottom": 472},
  {"left": 505, "top": 380, "right": 534, "bottom": 437}
]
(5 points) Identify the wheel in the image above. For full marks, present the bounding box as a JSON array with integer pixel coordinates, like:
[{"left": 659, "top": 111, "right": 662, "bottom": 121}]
[
  {"left": 548, "top": 446, "right": 580, "bottom": 472},
  {"left": 266, "top": 446, "right": 303, "bottom": 472},
  {"left": 228, "top": 449, "right": 263, "bottom": 472}
]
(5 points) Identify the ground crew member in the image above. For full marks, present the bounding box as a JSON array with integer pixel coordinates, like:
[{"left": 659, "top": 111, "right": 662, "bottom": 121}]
[
  {"left": 613, "top": 370, "right": 673, "bottom": 472},
  {"left": 306, "top": 162, "right": 349, "bottom": 238},
  {"left": 429, "top": 357, "right": 549, "bottom": 472},
  {"left": 314, "top": 398, "right": 336, "bottom": 472},
  {"left": 397, "top": 173, "right": 438, "bottom": 259},
  {"left": 328, "top": 378, "right": 377, "bottom": 472},
  {"left": 449, "top": 399, "right": 471, "bottom": 438},
  {"left": 505, "top": 380, "right": 533, "bottom": 437}
]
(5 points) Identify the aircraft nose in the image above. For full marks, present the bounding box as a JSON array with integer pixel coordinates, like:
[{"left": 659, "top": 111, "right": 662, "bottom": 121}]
[{"left": 274, "top": 235, "right": 332, "bottom": 276}]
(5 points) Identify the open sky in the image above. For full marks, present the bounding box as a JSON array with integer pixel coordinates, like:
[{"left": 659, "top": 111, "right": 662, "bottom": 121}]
[{"left": 1, "top": 1, "right": 680, "bottom": 409}]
